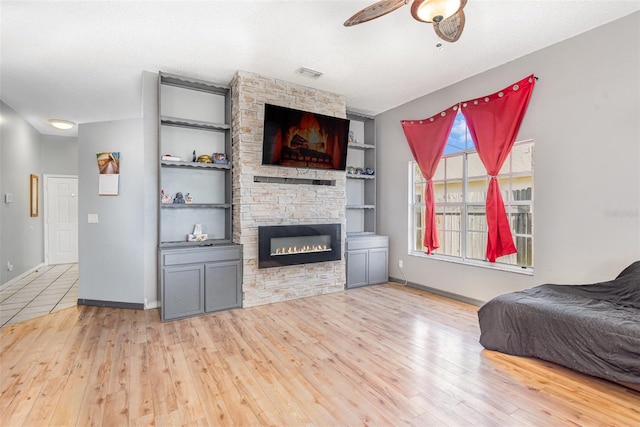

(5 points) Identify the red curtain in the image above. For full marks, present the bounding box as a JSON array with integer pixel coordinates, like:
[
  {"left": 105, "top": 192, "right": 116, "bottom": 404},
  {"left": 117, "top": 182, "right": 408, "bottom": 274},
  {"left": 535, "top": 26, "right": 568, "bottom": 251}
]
[
  {"left": 401, "top": 105, "right": 458, "bottom": 254},
  {"left": 461, "top": 75, "right": 536, "bottom": 262}
]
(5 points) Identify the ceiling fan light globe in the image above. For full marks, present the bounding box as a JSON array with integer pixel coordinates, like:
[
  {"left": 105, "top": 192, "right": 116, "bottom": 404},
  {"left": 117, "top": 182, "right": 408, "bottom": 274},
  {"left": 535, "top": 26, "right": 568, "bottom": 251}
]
[{"left": 411, "top": 0, "right": 462, "bottom": 23}]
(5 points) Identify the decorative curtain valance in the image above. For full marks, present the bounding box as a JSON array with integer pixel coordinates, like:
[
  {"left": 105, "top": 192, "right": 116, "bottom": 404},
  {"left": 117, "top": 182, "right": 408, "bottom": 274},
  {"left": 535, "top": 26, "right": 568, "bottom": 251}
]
[
  {"left": 401, "top": 74, "right": 536, "bottom": 261},
  {"left": 401, "top": 104, "right": 459, "bottom": 254}
]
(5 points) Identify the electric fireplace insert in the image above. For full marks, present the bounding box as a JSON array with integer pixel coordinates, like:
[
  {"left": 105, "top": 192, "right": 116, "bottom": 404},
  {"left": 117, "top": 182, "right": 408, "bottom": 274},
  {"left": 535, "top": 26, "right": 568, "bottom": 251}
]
[{"left": 258, "top": 224, "right": 341, "bottom": 268}]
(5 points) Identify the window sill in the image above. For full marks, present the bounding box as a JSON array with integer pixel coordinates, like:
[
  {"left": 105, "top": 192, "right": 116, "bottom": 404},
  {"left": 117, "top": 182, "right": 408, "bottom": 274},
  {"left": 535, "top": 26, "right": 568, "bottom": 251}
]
[{"left": 409, "top": 251, "right": 534, "bottom": 276}]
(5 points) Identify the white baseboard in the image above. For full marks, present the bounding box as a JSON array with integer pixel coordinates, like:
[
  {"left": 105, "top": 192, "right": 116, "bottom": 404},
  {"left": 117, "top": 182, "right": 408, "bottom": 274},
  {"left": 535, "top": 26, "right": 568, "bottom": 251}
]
[
  {"left": 0, "top": 263, "right": 47, "bottom": 291},
  {"left": 145, "top": 300, "right": 160, "bottom": 309}
]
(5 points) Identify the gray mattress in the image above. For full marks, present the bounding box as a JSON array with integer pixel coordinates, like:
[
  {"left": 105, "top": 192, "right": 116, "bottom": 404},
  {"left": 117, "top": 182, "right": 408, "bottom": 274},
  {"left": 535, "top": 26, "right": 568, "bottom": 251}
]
[{"left": 478, "top": 261, "right": 640, "bottom": 389}]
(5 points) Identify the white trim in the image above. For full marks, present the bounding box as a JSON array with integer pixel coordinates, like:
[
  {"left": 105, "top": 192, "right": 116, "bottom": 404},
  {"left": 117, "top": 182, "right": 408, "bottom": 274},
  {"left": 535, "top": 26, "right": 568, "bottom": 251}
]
[
  {"left": 145, "top": 300, "right": 160, "bottom": 309},
  {"left": 409, "top": 251, "right": 534, "bottom": 276},
  {"left": 407, "top": 139, "right": 535, "bottom": 271},
  {"left": 0, "top": 262, "right": 47, "bottom": 291},
  {"left": 43, "top": 174, "right": 79, "bottom": 265}
]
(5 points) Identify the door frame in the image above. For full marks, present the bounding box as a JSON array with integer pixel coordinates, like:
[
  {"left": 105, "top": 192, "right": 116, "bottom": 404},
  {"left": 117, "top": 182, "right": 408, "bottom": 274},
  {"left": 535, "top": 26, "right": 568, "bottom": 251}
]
[{"left": 43, "top": 174, "right": 79, "bottom": 265}]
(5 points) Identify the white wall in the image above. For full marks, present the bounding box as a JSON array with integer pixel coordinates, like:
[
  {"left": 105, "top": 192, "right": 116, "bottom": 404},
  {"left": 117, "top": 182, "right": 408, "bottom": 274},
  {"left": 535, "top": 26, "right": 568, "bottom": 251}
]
[
  {"left": 141, "top": 71, "right": 159, "bottom": 307},
  {"left": 77, "top": 118, "right": 146, "bottom": 305},
  {"left": 376, "top": 12, "right": 640, "bottom": 303},
  {"left": 0, "top": 101, "right": 44, "bottom": 284}
]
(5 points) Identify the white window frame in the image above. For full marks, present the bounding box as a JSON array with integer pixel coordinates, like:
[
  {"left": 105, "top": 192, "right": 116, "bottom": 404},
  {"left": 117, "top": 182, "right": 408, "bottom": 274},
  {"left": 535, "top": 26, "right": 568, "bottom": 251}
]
[{"left": 408, "top": 140, "right": 535, "bottom": 275}]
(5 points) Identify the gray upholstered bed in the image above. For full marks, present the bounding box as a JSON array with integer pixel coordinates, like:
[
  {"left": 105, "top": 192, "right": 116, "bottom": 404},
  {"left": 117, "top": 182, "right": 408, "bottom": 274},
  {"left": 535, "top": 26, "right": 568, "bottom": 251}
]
[{"left": 478, "top": 261, "right": 640, "bottom": 390}]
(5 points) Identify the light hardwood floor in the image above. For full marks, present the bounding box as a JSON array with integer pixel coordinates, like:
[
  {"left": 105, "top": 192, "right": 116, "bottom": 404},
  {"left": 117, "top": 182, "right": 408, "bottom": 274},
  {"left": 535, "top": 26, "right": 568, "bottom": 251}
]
[{"left": 1, "top": 283, "right": 639, "bottom": 426}]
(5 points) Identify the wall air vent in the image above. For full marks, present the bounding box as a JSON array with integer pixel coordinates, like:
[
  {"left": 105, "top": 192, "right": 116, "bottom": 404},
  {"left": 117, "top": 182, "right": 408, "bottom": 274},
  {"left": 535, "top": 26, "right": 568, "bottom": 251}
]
[{"left": 296, "top": 67, "right": 323, "bottom": 79}]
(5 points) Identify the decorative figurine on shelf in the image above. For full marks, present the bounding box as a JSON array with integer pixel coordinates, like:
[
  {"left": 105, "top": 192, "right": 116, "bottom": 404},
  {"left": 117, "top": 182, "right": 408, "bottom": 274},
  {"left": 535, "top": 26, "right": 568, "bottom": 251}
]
[
  {"left": 355, "top": 167, "right": 364, "bottom": 175},
  {"left": 364, "top": 167, "right": 375, "bottom": 175},
  {"left": 197, "top": 154, "right": 212, "bottom": 163},
  {"left": 161, "top": 189, "right": 172, "bottom": 204},
  {"left": 187, "top": 223, "right": 207, "bottom": 242},
  {"left": 192, "top": 150, "right": 196, "bottom": 162},
  {"left": 213, "top": 153, "right": 228, "bottom": 164},
  {"left": 173, "top": 192, "right": 185, "bottom": 204},
  {"left": 346, "top": 166, "right": 356, "bottom": 175},
  {"left": 185, "top": 193, "right": 193, "bottom": 204},
  {"left": 348, "top": 130, "right": 354, "bottom": 143}
]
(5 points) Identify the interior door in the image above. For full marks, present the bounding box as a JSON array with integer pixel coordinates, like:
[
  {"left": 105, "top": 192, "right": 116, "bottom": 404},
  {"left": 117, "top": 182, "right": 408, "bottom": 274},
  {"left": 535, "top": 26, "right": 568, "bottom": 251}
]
[{"left": 46, "top": 176, "right": 79, "bottom": 264}]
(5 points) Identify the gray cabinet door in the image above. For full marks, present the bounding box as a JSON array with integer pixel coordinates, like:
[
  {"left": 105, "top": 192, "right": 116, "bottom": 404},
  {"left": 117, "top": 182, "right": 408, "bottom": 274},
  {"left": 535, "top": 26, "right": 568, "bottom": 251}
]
[
  {"left": 205, "top": 261, "right": 242, "bottom": 313},
  {"left": 162, "top": 264, "right": 204, "bottom": 320},
  {"left": 346, "top": 249, "right": 369, "bottom": 288},
  {"left": 368, "top": 247, "right": 388, "bottom": 285}
]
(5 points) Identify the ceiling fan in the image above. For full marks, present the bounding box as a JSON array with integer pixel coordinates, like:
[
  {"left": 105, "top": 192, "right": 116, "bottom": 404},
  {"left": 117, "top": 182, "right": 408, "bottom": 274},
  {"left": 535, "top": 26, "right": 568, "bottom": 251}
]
[{"left": 344, "top": 0, "right": 467, "bottom": 43}]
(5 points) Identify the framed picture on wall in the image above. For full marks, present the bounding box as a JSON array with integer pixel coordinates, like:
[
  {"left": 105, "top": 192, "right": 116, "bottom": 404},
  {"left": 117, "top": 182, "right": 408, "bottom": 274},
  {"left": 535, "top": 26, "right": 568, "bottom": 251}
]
[{"left": 30, "top": 174, "right": 38, "bottom": 217}]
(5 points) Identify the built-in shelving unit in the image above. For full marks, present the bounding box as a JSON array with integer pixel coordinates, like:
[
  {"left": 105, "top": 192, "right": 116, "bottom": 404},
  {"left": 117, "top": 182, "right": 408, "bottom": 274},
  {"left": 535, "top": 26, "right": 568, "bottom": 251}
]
[
  {"left": 345, "top": 112, "right": 388, "bottom": 288},
  {"left": 158, "top": 72, "right": 232, "bottom": 246},
  {"left": 157, "top": 72, "right": 241, "bottom": 321},
  {"left": 345, "top": 113, "right": 377, "bottom": 236}
]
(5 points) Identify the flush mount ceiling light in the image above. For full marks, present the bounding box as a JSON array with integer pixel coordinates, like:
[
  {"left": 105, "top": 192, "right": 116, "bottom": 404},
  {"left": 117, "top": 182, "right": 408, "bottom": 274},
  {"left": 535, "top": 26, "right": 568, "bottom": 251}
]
[
  {"left": 344, "top": 0, "right": 467, "bottom": 43},
  {"left": 48, "top": 119, "right": 76, "bottom": 130},
  {"left": 296, "top": 67, "right": 323, "bottom": 79}
]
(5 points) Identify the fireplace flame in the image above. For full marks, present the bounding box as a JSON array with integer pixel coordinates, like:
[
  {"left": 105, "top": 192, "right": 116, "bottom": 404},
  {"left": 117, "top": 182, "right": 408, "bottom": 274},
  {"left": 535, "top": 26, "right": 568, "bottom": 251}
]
[
  {"left": 272, "top": 244, "right": 329, "bottom": 256},
  {"left": 285, "top": 113, "right": 327, "bottom": 152}
]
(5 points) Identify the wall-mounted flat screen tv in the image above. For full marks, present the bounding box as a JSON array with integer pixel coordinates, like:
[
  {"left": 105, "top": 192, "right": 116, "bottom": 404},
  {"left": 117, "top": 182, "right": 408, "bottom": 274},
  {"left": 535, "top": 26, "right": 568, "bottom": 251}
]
[{"left": 262, "top": 104, "right": 349, "bottom": 171}]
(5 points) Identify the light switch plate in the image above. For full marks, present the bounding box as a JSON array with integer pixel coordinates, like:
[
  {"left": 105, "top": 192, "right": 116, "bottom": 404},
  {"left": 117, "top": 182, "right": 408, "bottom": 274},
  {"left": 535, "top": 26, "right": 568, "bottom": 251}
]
[
  {"left": 88, "top": 214, "right": 99, "bottom": 223},
  {"left": 4, "top": 193, "right": 13, "bottom": 203}
]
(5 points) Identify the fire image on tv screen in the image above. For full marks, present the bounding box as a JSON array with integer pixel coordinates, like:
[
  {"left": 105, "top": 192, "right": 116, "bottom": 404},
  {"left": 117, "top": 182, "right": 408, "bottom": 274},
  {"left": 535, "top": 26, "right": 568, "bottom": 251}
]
[{"left": 262, "top": 104, "right": 349, "bottom": 170}]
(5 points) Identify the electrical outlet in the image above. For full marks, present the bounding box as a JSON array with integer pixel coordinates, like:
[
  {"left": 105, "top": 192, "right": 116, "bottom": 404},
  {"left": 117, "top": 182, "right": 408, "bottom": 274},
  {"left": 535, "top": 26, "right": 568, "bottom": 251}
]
[
  {"left": 7, "top": 261, "right": 13, "bottom": 272},
  {"left": 398, "top": 259, "right": 403, "bottom": 269}
]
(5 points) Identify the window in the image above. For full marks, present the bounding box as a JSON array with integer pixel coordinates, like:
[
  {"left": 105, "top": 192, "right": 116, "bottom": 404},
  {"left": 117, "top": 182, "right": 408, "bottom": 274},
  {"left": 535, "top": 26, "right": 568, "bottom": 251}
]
[{"left": 410, "top": 113, "right": 534, "bottom": 271}]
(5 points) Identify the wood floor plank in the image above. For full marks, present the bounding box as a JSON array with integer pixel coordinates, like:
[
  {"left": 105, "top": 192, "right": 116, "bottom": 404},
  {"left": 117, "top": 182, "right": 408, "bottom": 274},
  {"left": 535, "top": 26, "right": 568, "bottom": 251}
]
[
  {"left": 0, "top": 308, "right": 75, "bottom": 413},
  {"left": 1, "top": 283, "right": 638, "bottom": 426},
  {"left": 48, "top": 307, "right": 101, "bottom": 426},
  {"left": 20, "top": 376, "right": 67, "bottom": 426},
  {"left": 229, "top": 309, "right": 366, "bottom": 426},
  {"left": 129, "top": 342, "right": 155, "bottom": 424}
]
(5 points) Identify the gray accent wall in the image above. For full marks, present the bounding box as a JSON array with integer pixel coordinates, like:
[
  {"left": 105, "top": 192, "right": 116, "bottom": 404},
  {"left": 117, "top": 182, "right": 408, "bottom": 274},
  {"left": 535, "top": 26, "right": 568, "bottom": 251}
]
[
  {"left": 0, "top": 101, "right": 44, "bottom": 284},
  {"left": 78, "top": 118, "right": 146, "bottom": 304},
  {"left": 75, "top": 71, "right": 158, "bottom": 307},
  {"left": 375, "top": 12, "right": 640, "bottom": 303},
  {"left": 41, "top": 134, "right": 78, "bottom": 175}
]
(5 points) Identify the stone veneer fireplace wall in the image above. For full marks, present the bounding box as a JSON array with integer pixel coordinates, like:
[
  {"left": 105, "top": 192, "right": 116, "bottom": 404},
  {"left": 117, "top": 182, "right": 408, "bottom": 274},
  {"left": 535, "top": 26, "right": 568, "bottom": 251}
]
[{"left": 230, "top": 71, "right": 347, "bottom": 307}]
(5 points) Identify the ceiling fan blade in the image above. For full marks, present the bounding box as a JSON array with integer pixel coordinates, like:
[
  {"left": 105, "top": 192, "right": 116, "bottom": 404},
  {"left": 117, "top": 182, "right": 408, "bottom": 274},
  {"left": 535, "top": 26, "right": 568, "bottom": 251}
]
[
  {"left": 434, "top": 7, "right": 466, "bottom": 42},
  {"left": 344, "top": 0, "right": 409, "bottom": 27}
]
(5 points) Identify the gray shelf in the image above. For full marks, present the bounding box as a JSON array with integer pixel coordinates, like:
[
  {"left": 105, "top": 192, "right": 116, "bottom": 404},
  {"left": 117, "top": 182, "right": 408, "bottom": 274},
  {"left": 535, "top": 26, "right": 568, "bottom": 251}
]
[
  {"left": 160, "top": 115, "right": 230, "bottom": 132},
  {"left": 160, "top": 239, "right": 233, "bottom": 249},
  {"left": 161, "top": 203, "right": 231, "bottom": 209},
  {"left": 346, "top": 174, "right": 375, "bottom": 180},
  {"left": 347, "top": 142, "right": 375, "bottom": 150},
  {"left": 161, "top": 160, "right": 230, "bottom": 170},
  {"left": 346, "top": 205, "right": 375, "bottom": 210},
  {"left": 160, "top": 72, "right": 229, "bottom": 95}
]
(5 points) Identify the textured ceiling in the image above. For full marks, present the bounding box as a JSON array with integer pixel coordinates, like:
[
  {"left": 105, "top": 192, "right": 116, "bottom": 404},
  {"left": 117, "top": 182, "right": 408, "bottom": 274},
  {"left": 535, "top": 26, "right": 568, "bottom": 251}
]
[{"left": 1, "top": 1, "right": 639, "bottom": 136}]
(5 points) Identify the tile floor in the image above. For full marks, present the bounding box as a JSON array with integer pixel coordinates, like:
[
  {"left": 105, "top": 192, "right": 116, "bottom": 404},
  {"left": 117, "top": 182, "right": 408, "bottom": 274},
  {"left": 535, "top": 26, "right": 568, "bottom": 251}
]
[{"left": 0, "top": 263, "right": 78, "bottom": 327}]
